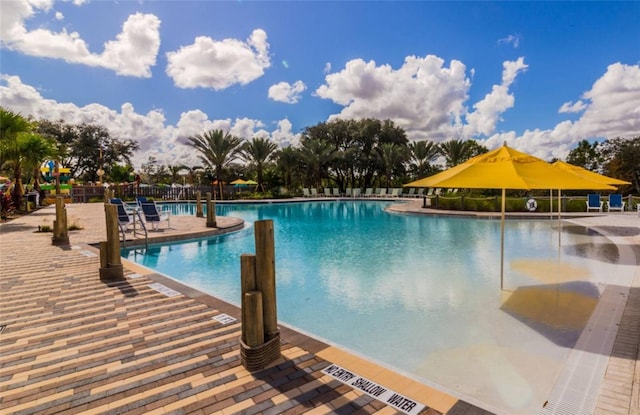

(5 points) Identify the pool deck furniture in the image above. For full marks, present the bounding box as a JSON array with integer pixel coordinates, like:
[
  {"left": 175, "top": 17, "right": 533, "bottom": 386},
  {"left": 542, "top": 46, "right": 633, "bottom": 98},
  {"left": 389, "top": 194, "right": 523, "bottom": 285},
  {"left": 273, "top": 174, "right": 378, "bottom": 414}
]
[
  {"left": 586, "top": 193, "right": 604, "bottom": 212},
  {"left": 1, "top": 201, "right": 638, "bottom": 415},
  {"left": 140, "top": 201, "right": 171, "bottom": 230},
  {"left": 606, "top": 193, "right": 625, "bottom": 212}
]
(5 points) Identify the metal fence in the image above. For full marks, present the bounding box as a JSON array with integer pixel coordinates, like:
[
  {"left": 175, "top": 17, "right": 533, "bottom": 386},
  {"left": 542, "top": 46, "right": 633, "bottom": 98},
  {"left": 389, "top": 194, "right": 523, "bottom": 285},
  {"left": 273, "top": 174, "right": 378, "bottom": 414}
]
[{"left": 70, "top": 184, "right": 229, "bottom": 203}]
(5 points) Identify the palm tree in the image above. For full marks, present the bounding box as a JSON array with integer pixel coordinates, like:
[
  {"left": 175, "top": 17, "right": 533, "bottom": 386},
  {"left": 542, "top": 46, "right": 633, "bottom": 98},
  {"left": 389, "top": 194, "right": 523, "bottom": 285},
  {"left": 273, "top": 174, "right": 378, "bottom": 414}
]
[
  {"left": 184, "top": 165, "right": 203, "bottom": 185},
  {"left": 0, "top": 108, "right": 53, "bottom": 209},
  {"left": 377, "top": 143, "right": 408, "bottom": 188},
  {"left": 298, "top": 137, "right": 336, "bottom": 189},
  {"left": 186, "top": 129, "right": 242, "bottom": 199},
  {"left": 167, "top": 164, "right": 186, "bottom": 185},
  {"left": 240, "top": 137, "right": 278, "bottom": 192},
  {"left": 438, "top": 139, "right": 475, "bottom": 168},
  {"left": 408, "top": 140, "right": 439, "bottom": 178},
  {"left": 276, "top": 146, "right": 299, "bottom": 189}
]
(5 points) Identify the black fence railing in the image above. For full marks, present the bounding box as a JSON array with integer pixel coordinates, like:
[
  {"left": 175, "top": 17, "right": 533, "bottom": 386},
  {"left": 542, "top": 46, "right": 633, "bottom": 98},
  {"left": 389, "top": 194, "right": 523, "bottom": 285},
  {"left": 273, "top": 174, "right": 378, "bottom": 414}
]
[{"left": 70, "top": 184, "right": 232, "bottom": 203}]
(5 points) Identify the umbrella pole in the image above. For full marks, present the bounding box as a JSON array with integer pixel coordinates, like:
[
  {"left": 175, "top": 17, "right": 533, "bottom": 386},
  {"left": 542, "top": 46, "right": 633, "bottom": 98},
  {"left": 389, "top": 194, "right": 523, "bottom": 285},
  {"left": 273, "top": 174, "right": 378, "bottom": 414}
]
[
  {"left": 558, "top": 189, "right": 562, "bottom": 247},
  {"left": 500, "top": 188, "right": 506, "bottom": 291}
]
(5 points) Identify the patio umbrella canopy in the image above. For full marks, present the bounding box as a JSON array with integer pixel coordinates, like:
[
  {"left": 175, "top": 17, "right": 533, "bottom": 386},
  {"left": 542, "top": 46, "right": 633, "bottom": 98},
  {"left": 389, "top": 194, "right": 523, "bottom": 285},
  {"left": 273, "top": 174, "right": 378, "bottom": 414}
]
[
  {"left": 230, "top": 179, "right": 248, "bottom": 185},
  {"left": 551, "top": 160, "right": 631, "bottom": 186},
  {"left": 404, "top": 143, "right": 616, "bottom": 290}
]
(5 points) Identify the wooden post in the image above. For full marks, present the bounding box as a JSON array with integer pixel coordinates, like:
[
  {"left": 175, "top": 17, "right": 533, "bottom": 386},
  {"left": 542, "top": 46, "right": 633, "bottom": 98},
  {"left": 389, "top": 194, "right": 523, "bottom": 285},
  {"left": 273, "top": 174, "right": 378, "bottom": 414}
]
[
  {"left": 99, "top": 204, "right": 124, "bottom": 281},
  {"left": 52, "top": 195, "right": 69, "bottom": 246},
  {"left": 206, "top": 200, "right": 217, "bottom": 228},
  {"left": 240, "top": 254, "right": 257, "bottom": 344},
  {"left": 196, "top": 191, "right": 204, "bottom": 218},
  {"left": 254, "top": 220, "right": 277, "bottom": 340},
  {"left": 244, "top": 292, "right": 264, "bottom": 347}
]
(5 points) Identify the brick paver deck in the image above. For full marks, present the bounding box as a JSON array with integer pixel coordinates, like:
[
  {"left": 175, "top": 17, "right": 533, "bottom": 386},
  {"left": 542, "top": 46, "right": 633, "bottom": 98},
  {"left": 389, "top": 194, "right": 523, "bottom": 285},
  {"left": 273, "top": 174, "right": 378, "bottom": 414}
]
[{"left": 1, "top": 200, "right": 638, "bottom": 415}]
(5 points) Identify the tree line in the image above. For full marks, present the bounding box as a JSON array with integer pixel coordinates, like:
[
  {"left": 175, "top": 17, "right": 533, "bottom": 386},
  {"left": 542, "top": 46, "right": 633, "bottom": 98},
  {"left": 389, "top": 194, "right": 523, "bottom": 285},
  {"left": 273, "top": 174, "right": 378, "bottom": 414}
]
[{"left": 1, "top": 106, "right": 638, "bottom": 212}]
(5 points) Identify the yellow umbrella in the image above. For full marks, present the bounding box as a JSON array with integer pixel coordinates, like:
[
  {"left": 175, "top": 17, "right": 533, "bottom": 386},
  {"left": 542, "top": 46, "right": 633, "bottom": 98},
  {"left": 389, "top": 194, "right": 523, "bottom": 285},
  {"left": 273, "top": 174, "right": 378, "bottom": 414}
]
[
  {"left": 404, "top": 143, "right": 615, "bottom": 289},
  {"left": 244, "top": 179, "right": 258, "bottom": 185},
  {"left": 551, "top": 160, "right": 631, "bottom": 185},
  {"left": 230, "top": 179, "right": 248, "bottom": 185}
]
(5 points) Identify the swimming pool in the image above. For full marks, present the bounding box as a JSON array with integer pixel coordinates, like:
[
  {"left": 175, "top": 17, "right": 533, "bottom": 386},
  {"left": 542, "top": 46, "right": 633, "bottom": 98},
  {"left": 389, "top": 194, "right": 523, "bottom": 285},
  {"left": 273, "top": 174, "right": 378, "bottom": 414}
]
[{"left": 122, "top": 201, "right": 614, "bottom": 414}]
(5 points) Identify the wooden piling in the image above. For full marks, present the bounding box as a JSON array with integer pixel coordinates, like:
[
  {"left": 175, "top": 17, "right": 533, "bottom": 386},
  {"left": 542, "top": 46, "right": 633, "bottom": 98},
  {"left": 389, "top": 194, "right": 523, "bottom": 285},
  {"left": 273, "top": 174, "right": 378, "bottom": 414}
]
[
  {"left": 206, "top": 200, "right": 217, "bottom": 228},
  {"left": 51, "top": 195, "right": 69, "bottom": 246},
  {"left": 196, "top": 191, "right": 204, "bottom": 218},
  {"left": 254, "top": 220, "right": 277, "bottom": 340},
  {"left": 240, "top": 254, "right": 257, "bottom": 343},
  {"left": 99, "top": 203, "right": 124, "bottom": 281},
  {"left": 244, "top": 292, "right": 264, "bottom": 347}
]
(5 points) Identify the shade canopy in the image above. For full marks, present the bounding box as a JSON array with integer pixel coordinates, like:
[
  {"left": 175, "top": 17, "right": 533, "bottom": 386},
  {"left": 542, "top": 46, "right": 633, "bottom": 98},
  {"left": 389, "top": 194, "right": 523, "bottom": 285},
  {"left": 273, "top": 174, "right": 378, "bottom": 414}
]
[
  {"left": 244, "top": 180, "right": 258, "bottom": 185},
  {"left": 405, "top": 145, "right": 616, "bottom": 191},
  {"left": 230, "top": 179, "right": 248, "bottom": 185},
  {"left": 551, "top": 160, "right": 630, "bottom": 186}
]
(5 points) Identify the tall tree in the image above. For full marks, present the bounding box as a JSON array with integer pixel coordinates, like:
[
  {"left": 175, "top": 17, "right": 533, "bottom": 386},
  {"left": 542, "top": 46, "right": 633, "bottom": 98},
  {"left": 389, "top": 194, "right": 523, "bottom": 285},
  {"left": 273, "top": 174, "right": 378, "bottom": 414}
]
[
  {"left": 377, "top": 142, "right": 408, "bottom": 188},
  {"left": 601, "top": 136, "right": 640, "bottom": 194},
  {"left": 0, "top": 108, "right": 54, "bottom": 209},
  {"left": 298, "top": 137, "right": 336, "bottom": 189},
  {"left": 276, "top": 146, "right": 299, "bottom": 189},
  {"left": 438, "top": 139, "right": 475, "bottom": 168},
  {"left": 566, "top": 140, "right": 603, "bottom": 171},
  {"left": 240, "top": 137, "right": 278, "bottom": 192},
  {"left": 408, "top": 140, "right": 439, "bottom": 179},
  {"left": 167, "top": 164, "right": 186, "bottom": 184},
  {"left": 186, "top": 129, "right": 242, "bottom": 199}
]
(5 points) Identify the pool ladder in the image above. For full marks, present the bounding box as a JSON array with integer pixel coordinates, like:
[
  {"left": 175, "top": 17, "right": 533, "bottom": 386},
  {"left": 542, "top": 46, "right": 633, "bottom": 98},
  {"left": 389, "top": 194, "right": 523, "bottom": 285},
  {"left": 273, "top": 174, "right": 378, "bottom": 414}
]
[{"left": 117, "top": 208, "right": 148, "bottom": 249}]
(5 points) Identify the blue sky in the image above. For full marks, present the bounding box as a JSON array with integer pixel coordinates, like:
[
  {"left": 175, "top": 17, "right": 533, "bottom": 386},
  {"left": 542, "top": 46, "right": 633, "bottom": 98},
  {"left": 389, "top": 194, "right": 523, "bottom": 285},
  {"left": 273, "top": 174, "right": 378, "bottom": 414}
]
[{"left": 1, "top": 0, "right": 639, "bottom": 169}]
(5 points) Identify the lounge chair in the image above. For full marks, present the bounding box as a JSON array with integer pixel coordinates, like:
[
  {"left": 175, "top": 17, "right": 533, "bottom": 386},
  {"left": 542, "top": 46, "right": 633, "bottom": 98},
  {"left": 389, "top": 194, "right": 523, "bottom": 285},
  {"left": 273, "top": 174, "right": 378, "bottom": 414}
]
[
  {"left": 586, "top": 194, "right": 603, "bottom": 212},
  {"left": 332, "top": 188, "right": 341, "bottom": 197},
  {"left": 416, "top": 188, "right": 425, "bottom": 198},
  {"left": 324, "top": 188, "right": 332, "bottom": 197},
  {"left": 363, "top": 188, "right": 373, "bottom": 197},
  {"left": 390, "top": 188, "right": 400, "bottom": 197},
  {"left": 353, "top": 188, "right": 361, "bottom": 198},
  {"left": 606, "top": 194, "right": 625, "bottom": 212},
  {"left": 302, "top": 188, "right": 310, "bottom": 197},
  {"left": 140, "top": 201, "right": 171, "bottom": 230},
  {"left": 311, "top": 188, "right": 318, "bottom": 197},
  {"left": 113, "top": 201, "right": 135, "bottom": 231},
  {"left": 404, "top": 188, "right": 415, "bottom": 198},
  {"left": 426, "top": 188, "right": 434, "bottom": 196},
  {"left": 377, "top": 188, "right": 387, "bottom": 198},
  {"left": 345, "top": 188, "right": 352, "bottom": 197}
]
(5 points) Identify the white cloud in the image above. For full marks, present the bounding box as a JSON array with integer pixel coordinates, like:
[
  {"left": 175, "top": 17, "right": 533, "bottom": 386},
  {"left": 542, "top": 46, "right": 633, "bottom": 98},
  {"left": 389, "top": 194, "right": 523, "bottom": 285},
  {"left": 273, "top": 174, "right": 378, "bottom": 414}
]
[
  {"left": 483, "top": 63, "right": 640, "bottom": 160},
  {"left": 268, "top": 80, "right": 306, "bottom": 103},
  {"left": 0, "top": 1, "right": 161, "bottom": 77},
  {"left": 558, "top": 100, "right": 587, "bottom": 113},
  {"left": 463, "top": 57, "right": 528, "bottom": 137},
  {"left": 315, "top": 55, "right": 471, "bottom": 140},
  {"left": 498, "top": 34, "right": 521, "bottom": 48},
  {"left": 165, "top": 28, "right": 271, "bottom": 90},
  {"left": 54, "top": 11, "right": 63, "bottom": 20},
  {"left": 324, "top": 62, "right": 332, "bottom": 74},
  {"left": 0, "top": 74, "right": 298, "bottom": 168}
]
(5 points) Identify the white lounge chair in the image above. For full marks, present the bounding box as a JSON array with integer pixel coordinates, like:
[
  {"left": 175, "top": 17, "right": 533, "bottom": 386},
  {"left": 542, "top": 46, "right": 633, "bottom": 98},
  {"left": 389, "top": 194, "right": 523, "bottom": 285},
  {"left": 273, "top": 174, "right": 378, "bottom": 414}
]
[
  {"left": 353, "top": 188, "right": 361, "bottom": 198},
  {"left": 606, "top": 194, "right": 625, "bottom": 212},
  {"left": 364, "top": 188, "right": 373, "bottom": 197},
  {"left": 586, "top": 194, "right": 603, "bottom": 212}
]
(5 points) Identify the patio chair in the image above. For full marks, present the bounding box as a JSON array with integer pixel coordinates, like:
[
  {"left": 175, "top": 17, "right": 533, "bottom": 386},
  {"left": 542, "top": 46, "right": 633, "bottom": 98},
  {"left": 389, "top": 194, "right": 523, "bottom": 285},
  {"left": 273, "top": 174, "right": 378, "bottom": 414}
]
[
  {"left": 416, "top": 188, "right": 425, "bottom": 198},
  {"left": 586, "top": 194, "right": 603, "bottom": 212},
  {"left": 377, "top": 188, "right": 387, "bottom": 198},
  {"left": 136, "top": 196, "right": 148, "bottom": 207},
  {"left": 140, "top": 201, "right": 171, "bottom": 230},
  {"left": 606, "top": 194, "right": 625, "bottom": 212},
  {"left": 311, "top": 188, "right": 319, "bottom": 197},
  {"left": 332, "top": 188, "right": 341, "bottom": 197},
  {"left": 345, "top": 188, "right": 352, "bottom": 197},
  {"left": 324, "top": 188, "right": 332, "bottom": 197},
  {"left": 113, "top": 202, "right": 135, "bottom": 232},
  {"left": 363, "top": 188, "right": 373, "bottom": 197},
  {"left": 302, "top": 188, "right": 310, "bottom": 197},
  {"left": 353, "top": 188, "right": 361, "bottom": 198},
  {"left": 404, "top": 188, "right": 415, "bottom": 198},
  {"left": 390, "top": 188, "right": 400, "bottom": 197}
]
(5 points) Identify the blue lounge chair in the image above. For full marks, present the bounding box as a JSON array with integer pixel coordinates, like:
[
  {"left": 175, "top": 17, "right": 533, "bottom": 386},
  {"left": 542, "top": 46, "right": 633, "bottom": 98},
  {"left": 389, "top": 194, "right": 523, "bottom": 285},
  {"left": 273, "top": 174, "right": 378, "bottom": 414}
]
[
  {"left": 606, "top": 194, "right": 625, "bottom": 212},
  {"left": 586, "top": 194, "right": 603, "bottom": 212},
  {"left": 140, "top": 201, "right": 170, "bottom": 230}
]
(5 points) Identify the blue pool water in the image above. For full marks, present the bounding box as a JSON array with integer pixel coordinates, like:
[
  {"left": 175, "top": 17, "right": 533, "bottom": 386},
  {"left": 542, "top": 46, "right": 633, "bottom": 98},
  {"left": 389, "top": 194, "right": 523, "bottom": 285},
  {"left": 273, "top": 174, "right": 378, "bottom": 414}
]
[{"left": 122, "top": 201, "right": 601, "bottom": 411}]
